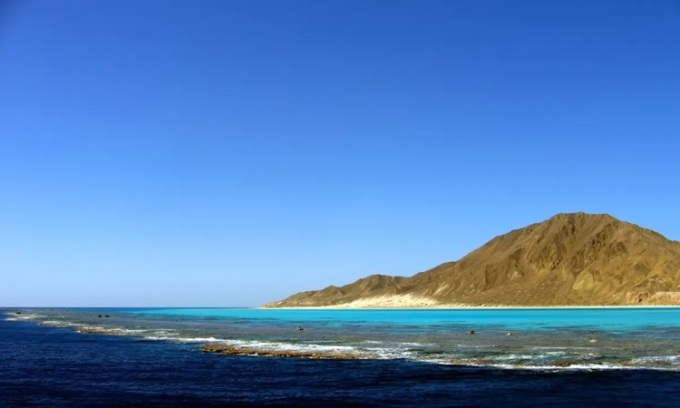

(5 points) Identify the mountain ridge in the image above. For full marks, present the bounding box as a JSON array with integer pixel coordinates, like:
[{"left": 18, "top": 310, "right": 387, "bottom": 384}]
[{"left": 264, "top": 213, "right": 680, "bottom": 307}]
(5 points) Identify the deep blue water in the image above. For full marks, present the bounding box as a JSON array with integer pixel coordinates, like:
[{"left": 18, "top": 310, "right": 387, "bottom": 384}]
[{"left": 3, "top": 308, "right": 680, "bottom": 407}]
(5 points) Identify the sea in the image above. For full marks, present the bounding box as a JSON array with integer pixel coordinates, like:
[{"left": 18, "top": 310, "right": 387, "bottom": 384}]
[{"left": 2, "top": 307, "right": 680, "bottom": 407}]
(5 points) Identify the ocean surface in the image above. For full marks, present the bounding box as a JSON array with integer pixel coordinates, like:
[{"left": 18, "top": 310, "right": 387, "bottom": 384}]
[{"left": 3, "top": 307, "right": 680, "bottom": 407}]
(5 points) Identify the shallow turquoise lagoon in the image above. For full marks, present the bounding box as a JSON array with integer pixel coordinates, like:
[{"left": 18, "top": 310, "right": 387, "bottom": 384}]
[{"left": 131, "top": 307, "right": 680, "bottom": 332}]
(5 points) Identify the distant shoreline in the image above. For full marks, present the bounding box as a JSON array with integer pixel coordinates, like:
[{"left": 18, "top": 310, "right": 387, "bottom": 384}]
[{"left": 260, "top": 304, "right": 680, "bottom": 310}]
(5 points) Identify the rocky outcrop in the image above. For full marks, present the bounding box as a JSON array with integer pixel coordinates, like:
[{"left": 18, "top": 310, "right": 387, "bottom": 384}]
[
  {"left": 200, "top": 344, "right": 364, "bottom": 359},
  {"left": 75, "top": 327, "right": 125, "bottom": 335}
]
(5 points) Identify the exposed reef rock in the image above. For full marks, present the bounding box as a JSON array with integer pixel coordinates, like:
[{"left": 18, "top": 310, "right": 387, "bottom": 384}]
[
  {"left": 75, "top": 327, "right": 125, "bottom": 336},
  {"left": 200, "top": 344, "right": 364, "bottom": 359}
]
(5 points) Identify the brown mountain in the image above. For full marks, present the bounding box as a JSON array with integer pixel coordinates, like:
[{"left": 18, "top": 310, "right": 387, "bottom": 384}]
[{"left": 264, "top": 213, "right": 680, "bottom": 307}]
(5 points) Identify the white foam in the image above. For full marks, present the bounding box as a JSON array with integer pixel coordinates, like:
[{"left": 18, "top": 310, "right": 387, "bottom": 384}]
[
  {"left": 139, "top": 333, "right": 392, "bottom": 357},
  {"left": 107, "top": 328, "right": 148, "bottom": 334},
  {"left": 151, "top": 330, "right": 177, "bottom": 335},
  {"left": 543, "top": 351, "right": 567, "bottom": 357},
  {"left": 495, "top": 354, "right": 541, "bottom": 361},
  {"left": 397, "top": 342, "right": 429, "bottom": 347},
  {"left": 220, "top": 339, "right": 357, "bottom": 353},
  {"left": 164, "top": 336, "right": 224, "bottom": 343},
  {"left": 422, "top": 356, "right": 680, "bottom": 372},
  {"left": 40, "top": 320, "right": 84, "bottom": 328},
  {"left": 435, "top": 359, "right": 614, "bottom": 371},
  {"left": 360, "top": 346, "right": 416, "bottom": 359},
  {"left": 10, "top": 313, "right": 44, "bottom": 321},
  {"left": 579, "top": 352, "right": 602, "bottom": 360},
  {"left": 78, "top": 325, "right": 107, "bottom": 331},
  {"left": 631, "top": 355, "right": 680, "bottom": 364}
]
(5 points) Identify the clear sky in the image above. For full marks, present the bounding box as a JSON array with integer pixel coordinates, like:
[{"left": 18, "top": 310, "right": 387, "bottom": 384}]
[{"left": 1, "top": 0, "right": 679, "bottom": 307}]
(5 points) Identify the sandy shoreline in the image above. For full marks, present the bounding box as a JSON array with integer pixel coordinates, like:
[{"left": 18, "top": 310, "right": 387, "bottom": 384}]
[
  {"left": 262, "top": 305, "right": 680, "bottom": 310},
  {"left": 261, "top": 293, "right": 680, "bottom": 309},
  {"left": 262, "top": 298, "right": 680, "bottom": 310}
]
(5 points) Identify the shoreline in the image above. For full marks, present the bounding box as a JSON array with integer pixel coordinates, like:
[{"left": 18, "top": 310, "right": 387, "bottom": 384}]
[
  {"left": 5, "top": 305, "right": 680, "bottom": 312},
  {"left": 252, "top": 304, "right": 680, "bottom": 310},
  {"left": 260, "top": 304, "right": 680, "bottom": 310},
  {"left": 261, "top": 293, "right": 680, "bottom": 310}
]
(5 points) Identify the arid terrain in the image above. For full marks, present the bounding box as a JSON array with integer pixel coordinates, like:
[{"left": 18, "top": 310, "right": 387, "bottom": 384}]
[{"left": 265, "top": 213, "right": 680, "bottom": 307}]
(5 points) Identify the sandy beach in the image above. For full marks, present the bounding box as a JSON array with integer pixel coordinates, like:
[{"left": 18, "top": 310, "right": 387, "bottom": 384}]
[{"left": 263, "top": 294, "right": 680, "bottom": 309}]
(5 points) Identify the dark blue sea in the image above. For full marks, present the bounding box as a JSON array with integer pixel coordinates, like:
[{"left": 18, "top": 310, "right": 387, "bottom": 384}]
[{"left": 2, "top": 308, "right": 680, "bottom": 407}]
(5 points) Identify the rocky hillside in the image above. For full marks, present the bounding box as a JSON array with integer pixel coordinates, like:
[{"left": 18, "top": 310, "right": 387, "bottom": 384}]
[{"left": 264, "top": 213, "right": 680, "bottom": 307}]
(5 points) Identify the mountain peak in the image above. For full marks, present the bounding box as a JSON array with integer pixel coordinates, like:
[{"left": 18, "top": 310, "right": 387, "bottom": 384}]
[{"left": 549, "top": 212, "right": 615, "bottom": 222}]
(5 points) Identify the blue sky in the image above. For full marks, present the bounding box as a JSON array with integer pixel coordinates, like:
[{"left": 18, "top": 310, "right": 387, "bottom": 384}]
[{"left": 1, "top": 0, "right": 679, "bottom": 307}]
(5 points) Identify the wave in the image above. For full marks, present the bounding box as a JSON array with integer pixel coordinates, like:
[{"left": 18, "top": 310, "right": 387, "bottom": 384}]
[
  {"left": 632, "top": 355, "right": 680, "bottom": 364},
  {"left": 40, "top": 320, "right": 84, "bottom": 328},
  {"left": 107, "top": 328, "right": 149, "bottom": 334},
  {"left": 492, "top": 352, "right": 567, "bottom": 361},
  {"left": 221, "top": 339, "right": 358, "bottom": 353},
  {"left": 438, "top": 358, "right": 680, "bottom": 372},
  {"left": 143, "top": 335, "right": 224, "bottom": 343},
  {"left": 4, "top": 313, "right": 44, "bottom": 321}
]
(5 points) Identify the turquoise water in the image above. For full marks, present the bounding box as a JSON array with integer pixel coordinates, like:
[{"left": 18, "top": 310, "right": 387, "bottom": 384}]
[
  {"left": 9, "top": 307, "right": 680, "bottom": 370},
  {"left": 132, "top": 307, "right": 680, "bottom": 332}
]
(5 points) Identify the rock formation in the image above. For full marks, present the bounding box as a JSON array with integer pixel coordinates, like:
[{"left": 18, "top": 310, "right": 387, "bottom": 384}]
[{"left": 200, "top": 344, "right": 364, "bottom": 359}]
